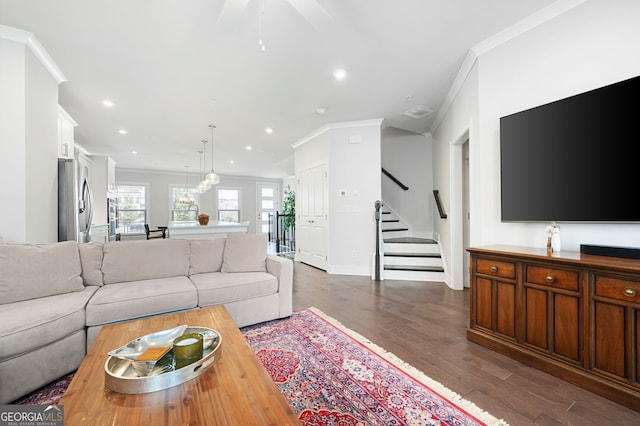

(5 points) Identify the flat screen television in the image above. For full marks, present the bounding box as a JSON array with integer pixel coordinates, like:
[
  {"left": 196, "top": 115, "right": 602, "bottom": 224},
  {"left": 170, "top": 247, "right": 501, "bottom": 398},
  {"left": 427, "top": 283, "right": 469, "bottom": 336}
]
[{"left": 499, "top": 75, "right": 640, "bottom": 222}]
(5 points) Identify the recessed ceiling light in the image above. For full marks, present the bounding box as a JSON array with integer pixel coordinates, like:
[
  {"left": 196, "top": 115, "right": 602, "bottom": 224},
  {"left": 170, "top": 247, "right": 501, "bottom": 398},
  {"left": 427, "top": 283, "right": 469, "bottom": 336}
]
[
  {"left": 131, "top": 150, "right": 137, "bottom": 155},
  {"left": 118, "top": 129, "right": 128, "bottom": 135},
  {"left": 102, "top": 99, "right": 115, "bottom": 107},
  {"left": 265, "top": 127, "right": 274, "bottom": 134},
  {"left": 246, "top": 145, "right": 252, "bottom": 151},
  {"left": 316, "top": 107, "right": 327, "bottom": 115},
  {"left": 229, "top": 160, "right": 235, "bottom": 164},
  {"left": 333, "top": 68, "right": 347, "bottom": 80}
]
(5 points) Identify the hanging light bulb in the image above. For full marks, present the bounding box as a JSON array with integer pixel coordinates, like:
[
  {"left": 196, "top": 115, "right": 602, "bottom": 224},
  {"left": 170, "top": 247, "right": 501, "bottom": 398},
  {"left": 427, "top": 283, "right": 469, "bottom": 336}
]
[
  {"left": 197, "top": 150, "right": 207, "bottom": 194},
  {"left": 200, "top": 139, "right": 212, "bottom": 192},
  {"left": 205, "top": 124, "right": 220, "bottom": 185},
  {"left": 179, "top": 166, "right": 195, "bottom": 205}
]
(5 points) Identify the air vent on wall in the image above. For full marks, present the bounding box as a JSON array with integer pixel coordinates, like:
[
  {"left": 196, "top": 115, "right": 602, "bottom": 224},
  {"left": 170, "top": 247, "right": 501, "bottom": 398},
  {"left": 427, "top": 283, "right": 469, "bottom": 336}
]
[{"left": 401, "top": 105, "right": 435, "bottom": 119}]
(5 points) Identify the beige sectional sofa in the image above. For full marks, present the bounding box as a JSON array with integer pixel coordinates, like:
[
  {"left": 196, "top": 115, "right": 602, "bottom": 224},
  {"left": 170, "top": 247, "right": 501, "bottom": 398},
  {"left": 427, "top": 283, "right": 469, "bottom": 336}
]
[{"left": 0, "top": 233, "right": 293, "bottom": 404}]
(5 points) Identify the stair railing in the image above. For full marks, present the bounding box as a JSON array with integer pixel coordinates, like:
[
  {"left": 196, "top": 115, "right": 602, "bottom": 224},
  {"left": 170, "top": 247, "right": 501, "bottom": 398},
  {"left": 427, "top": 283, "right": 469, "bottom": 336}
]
[
  {"left": 381, "top": 168, "right": 409, "bottom": 191},
  {"left": 267, "top": 211, "right": 296, "bottom": 254},
  {"left": 433, "top": 190, "right": 447, "bottom": 219}
]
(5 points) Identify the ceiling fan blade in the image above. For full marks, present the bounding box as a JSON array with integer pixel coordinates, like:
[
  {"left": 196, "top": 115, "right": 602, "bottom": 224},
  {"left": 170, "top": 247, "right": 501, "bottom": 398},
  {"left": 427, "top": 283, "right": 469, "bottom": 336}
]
[
  {"left": 286, "top": 0, "right": 334, "bottom": 32},
  {"left": 216, "top": 0, "right": 251, "bottom": 29}
]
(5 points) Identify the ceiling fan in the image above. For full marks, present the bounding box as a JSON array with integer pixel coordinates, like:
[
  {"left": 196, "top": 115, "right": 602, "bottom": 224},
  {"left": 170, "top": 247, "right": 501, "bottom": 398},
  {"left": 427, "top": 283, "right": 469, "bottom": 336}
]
[{"left": 216, "top": 0, "right": 334, "bottom": 33}]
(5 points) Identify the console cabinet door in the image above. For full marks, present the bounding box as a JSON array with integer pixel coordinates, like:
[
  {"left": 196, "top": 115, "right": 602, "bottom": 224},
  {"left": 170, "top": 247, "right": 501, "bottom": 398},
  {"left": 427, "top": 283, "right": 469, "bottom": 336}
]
[
  {"left": 523, "top": 264, "right": 583, "bottom": 364},
  {"left": 592, "top": 274, "right": 640, "bottom": 388},
  {"left": 471, "top": 256, "right": 517, "bottom": 340}
]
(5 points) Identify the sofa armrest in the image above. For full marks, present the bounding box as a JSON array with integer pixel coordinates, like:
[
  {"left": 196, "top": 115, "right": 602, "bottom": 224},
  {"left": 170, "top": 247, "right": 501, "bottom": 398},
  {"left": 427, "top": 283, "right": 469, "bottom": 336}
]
[{"left": 266, "top": 254, "right": 293, "bottom": 318}]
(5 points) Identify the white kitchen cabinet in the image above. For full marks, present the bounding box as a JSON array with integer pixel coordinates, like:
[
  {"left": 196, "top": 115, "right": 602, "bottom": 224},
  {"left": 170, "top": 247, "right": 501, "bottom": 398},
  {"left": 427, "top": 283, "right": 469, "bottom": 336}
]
[{"left": 57, "top": 105, "right": 77, "bottom": 159}]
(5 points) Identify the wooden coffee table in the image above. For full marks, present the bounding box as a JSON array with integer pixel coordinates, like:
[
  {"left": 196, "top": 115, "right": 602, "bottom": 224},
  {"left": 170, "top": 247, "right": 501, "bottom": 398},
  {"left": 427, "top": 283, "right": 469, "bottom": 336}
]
[{"left": 60, "top": 305, "right": 300, "bottom": 425}]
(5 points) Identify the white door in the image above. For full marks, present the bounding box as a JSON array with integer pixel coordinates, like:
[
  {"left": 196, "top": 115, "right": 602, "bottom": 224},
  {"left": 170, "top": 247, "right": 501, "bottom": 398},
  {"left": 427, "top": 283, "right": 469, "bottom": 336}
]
[
  {"left": 257, "top": 183, "right": 279, "bottom": 235},
  {"left": 296, "top": 164, "right": 328, "bottom": 270}
]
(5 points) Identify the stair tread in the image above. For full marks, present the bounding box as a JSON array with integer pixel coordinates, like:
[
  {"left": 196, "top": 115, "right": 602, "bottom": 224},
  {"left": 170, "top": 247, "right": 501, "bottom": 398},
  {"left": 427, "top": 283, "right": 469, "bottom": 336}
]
[
  {"left": 382, "top": 228, "right": 409, "bottom": 232},
  {"left": 384, "top": 237, "right": 437, "bottom": 244},
  {"left": 382, "top": 219, "right": 399, "bottom": 223},
  {"left": 384, "top": 252, "right": 441, "bottom": 258},
  {"left": 384, "top": 265, "right": 445, "bottom": 272}
]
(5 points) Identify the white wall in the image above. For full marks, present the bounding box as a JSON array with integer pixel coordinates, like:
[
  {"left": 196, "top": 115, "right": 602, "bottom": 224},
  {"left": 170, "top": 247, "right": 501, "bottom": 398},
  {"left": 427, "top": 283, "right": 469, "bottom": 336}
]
[
  {"left": 381, "top": 126, "right": 433, "bottom": 238},
  {"left": 293, "top": 119, "right": 382, "bottom": 276},
  {"left": 0, "top": 37, "right": 27, "bottom": 243},
  {"left": 328, "top": 122, "right": 382, "bottom": 275},
  {"left": 432, "top": 0, "right": 640, "bottom": 289},
  {"left": 25, "top": 48, "right": 58, "bottom": 243},
  {"left": 0, "top": 29, "right": 60, "bottom": 244},
  {"left": 115, "top": 169, "right": 282, "bottom": 234}
]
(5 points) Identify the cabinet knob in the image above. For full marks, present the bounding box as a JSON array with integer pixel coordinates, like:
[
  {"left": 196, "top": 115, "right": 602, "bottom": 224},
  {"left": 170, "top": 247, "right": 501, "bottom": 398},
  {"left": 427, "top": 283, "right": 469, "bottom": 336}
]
[
  {"left": 489, "top": 265, "right": 498, "bottom": 273},
  {"left": 544, "top": 274, "right": 556, "bottom": 283},
  {"left": 623, "top": 286, "right": 638, "bottom": 297}
]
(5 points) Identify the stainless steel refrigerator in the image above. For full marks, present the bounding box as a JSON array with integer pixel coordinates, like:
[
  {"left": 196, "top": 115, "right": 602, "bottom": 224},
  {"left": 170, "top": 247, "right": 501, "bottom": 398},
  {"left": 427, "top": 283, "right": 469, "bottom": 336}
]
[{"left": 58, "top": 158, "right": 93, "bottom": 242}]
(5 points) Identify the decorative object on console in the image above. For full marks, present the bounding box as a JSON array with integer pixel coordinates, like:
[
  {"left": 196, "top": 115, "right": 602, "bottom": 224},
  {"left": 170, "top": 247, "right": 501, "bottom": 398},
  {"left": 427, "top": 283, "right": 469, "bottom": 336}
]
[{"left": 546, "top": 221, "right": 560, "bottom": 252}]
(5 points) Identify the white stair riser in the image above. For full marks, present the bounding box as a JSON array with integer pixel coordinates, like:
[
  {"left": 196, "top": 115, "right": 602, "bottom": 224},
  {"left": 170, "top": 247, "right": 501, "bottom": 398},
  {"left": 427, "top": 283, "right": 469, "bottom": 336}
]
[
  {"left": 384, "top": 257, "right": 442, "bottom": 267},
  {"left": 383, "top": 243, "right": 439, "bottom": 254},
  {"left": 381, "top": 223, "right": 405, "bottom": 231},
  {"left": 383, "top": 269, "right": 445, "bottom": 281}
]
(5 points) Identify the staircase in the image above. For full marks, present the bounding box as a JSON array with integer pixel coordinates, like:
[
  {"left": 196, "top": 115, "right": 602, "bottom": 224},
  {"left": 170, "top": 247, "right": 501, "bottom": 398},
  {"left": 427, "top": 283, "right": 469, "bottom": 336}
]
[{"left": 380, "top": 209, "right": 445, "bottom": 282}]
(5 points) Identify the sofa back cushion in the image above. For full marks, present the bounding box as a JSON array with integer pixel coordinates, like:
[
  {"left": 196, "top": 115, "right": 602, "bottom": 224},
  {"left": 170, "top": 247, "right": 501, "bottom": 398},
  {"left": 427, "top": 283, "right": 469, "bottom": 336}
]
[
  {"left": 189, "top": 238, "right": 226, "bottom": 275},
  {"left": 0, "top": 241, "right": 84, "bottom": 304},
  {"left": 221, "top": 233, "right": 268, "bottom": 273},
  {"left": 79, "top": 242, "right": 104, "bottom": 286},
  {"left": 102, "top": 239, "right": 190, "bottom": 285}
]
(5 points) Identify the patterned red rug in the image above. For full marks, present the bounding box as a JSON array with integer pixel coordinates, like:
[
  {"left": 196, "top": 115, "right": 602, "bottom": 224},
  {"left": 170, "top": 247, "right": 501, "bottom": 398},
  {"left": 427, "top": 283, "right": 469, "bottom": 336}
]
[{"left": 14, "top": 307, "right": 506, "bottom": 425}]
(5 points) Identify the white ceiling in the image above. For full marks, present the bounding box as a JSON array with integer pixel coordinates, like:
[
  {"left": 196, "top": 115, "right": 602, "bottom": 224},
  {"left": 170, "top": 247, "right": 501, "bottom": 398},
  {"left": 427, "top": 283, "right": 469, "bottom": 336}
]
[{"left": 0, "top": 0, "right": 558, "bottom": 178}]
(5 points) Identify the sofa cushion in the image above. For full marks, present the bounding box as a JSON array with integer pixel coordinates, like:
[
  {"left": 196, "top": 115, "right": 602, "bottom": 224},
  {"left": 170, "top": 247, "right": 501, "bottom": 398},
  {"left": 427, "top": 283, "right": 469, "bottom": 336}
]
[
  {"left": 0, "top": 286, "right": 98, "bottom": 360},
  {"left": 79, "top": 242, "right": 104, "bottom": 286},
  {"left": 190, "top": 271, "right": 277, "bottom": 307},
  {"left": 189, "top": 238, "right": 226, "bottom": 275},
  {"left": 0, "top": 241, "right": 84, "bottom": 304},
  {"left": 221, "top": 233, "right": 268, "bottom": 273},
  {"left": 102, "top": 239, "right": 190, "bottom": 285},
  {"left": 85, "top": 276, "right": 197, "bottom": 326}
]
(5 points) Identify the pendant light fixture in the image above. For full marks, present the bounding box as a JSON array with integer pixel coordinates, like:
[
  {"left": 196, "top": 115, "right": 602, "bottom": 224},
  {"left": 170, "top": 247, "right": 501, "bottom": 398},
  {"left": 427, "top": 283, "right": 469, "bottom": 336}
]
[
  {"left": 197, "top": 150, "right": 207, "bottom": 194},
  {"left": 199, "top": 139, "right": 211, "bottom": 193},
  {"left": 205, "top": 124, "right": 220, "bottom": 185},
  {"left": 179, "top": 166, "right": 195, "bottom": 205}
]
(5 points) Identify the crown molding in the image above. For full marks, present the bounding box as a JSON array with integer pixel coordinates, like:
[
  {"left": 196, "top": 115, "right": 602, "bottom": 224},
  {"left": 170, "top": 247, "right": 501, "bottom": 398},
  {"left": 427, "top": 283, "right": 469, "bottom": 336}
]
[
  {"left": 429, "top": 0, "right": 587, "bottom": 135},
  {"left": 0, "top": 24, "right": 67, "bottom": 84},
  {"left": 291, "top": 118, "right": 384, "bottom": 149}
]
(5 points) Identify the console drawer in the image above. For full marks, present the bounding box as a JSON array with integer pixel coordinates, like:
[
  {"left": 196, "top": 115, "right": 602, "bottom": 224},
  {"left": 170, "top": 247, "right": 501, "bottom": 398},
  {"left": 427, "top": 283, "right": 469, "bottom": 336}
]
[
  {"left": 476, "top": 258, "right": 515, "bottom": 279},
  {"left": 594, "top": 275, "right": 640, "bottom": 304},
  {"left": 526, "top": 265, "right": 579, "bottom": 291}
]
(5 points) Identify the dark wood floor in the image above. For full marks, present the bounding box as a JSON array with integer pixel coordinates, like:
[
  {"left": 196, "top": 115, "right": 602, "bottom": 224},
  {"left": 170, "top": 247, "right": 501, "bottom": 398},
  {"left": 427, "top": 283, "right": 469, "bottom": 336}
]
[{"left": 291, "top": 260, "right": 640, "bottom": 426}]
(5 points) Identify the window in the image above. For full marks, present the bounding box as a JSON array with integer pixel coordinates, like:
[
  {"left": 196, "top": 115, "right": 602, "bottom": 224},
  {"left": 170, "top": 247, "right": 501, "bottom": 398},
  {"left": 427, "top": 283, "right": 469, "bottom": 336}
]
[
  {"left": 171, "top": 186, "right": 199, "bottom": 221},
  {"left": 116, "top": 184, "right": 147, "bottom": 234},
  {"left": 218, "top": 189, "right": 240, "bottom": 222}
]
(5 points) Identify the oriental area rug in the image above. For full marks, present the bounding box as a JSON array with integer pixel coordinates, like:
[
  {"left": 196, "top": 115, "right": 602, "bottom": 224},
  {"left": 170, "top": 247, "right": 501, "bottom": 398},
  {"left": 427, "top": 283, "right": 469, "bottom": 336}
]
[{"left": 14, "top": 307, "right": 507, "bottom": 426}]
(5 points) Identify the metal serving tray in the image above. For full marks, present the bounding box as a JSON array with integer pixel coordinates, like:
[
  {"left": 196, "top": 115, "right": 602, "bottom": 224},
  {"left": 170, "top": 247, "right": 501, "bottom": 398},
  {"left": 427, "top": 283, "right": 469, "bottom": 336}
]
[{"left": 104, "top": 326, "right": 222, "bottom": 394}]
